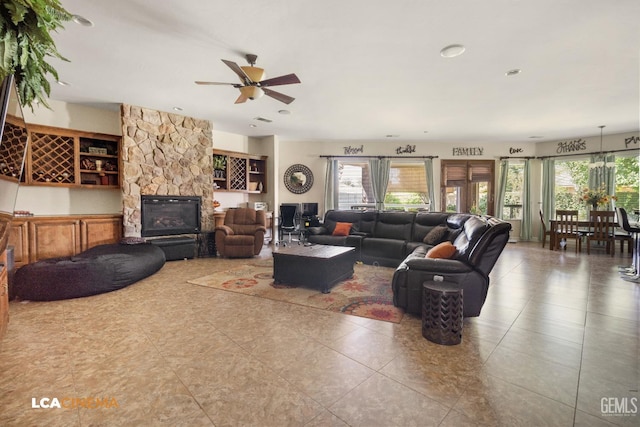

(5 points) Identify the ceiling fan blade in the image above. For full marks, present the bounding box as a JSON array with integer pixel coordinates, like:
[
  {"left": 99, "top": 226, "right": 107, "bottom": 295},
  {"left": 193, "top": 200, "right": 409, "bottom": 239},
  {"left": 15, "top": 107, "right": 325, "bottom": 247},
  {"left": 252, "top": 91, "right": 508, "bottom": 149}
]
[
  {"left": 234, "top": 93, "right": 249, "bottom": 104},
  {"left": 195, "top": 81, "right": 239, "bottom": 86},
  {"left": 222, "top": 59, "right": 252, "bottom": 84},
  {"left": 263, "top": 88, "right": 295, "bottom": 104},
  {"left": 259, "top": 73, "right": 301, "bottom": 87}
]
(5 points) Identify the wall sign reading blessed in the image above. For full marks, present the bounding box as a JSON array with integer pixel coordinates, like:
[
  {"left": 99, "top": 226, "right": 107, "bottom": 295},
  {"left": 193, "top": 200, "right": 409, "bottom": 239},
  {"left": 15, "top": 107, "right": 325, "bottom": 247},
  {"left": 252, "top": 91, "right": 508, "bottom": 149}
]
[
  {"left": 452, "top": 147, "right": 484, "bottom": 156},
  {"left": 556, "top": 139, "right": 586, "bottom": 153},
  {"left": 343, "top": 145, "right": 364, "bottom": 155}
]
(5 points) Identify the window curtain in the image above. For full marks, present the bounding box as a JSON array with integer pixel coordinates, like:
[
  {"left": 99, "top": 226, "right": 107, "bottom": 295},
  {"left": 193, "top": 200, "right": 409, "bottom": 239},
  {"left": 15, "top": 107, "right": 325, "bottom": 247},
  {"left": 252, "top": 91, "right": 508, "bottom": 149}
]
[
  {"left": 520, "top": 159, "right": 532, "bottom": 240},
  {"left": 496, "top": 160, "right": 509, "bottom": 219},
  {"left": 368, "top": 158, "right": 390, "bottom": 210},
  {"left": 588, "top": 153, "right": 616, "bottom": 198},
  {"left": 324, "top": 158, "right": 337, "bottom": 212},
  {"left": 541, "top": 158, "right": 555, "bottom": 241},
  {"left": 423, "top": 159, "right": 435, "bottom": 211}
]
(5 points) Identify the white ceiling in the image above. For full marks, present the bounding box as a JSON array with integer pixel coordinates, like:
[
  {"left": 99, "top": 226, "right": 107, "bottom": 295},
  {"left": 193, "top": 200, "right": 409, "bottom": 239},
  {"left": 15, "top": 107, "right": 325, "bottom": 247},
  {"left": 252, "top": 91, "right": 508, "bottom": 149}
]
[{"left": 49, "top": 0, "right": 640, "bottom": 144}]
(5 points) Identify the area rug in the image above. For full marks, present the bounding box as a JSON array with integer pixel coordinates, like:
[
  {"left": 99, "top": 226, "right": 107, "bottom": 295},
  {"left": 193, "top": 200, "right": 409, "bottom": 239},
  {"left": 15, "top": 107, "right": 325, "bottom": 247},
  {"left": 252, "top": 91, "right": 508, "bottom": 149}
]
[{"left": 188, "top": 259, "right": 404, "bottom": 323}]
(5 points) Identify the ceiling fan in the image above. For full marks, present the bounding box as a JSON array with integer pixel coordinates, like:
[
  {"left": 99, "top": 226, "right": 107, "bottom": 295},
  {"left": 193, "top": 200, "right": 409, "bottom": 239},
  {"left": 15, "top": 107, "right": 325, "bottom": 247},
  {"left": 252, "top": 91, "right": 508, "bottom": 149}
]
[{"left": 195, "top": 54, "right": 301, "bottom": 104}]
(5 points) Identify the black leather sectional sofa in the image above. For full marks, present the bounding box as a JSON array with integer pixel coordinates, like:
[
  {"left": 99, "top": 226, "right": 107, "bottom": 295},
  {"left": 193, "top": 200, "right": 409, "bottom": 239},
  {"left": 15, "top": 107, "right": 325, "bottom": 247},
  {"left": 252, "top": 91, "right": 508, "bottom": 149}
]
[{"left": 307, "top": 209, "right": 511, "bottom": 317}]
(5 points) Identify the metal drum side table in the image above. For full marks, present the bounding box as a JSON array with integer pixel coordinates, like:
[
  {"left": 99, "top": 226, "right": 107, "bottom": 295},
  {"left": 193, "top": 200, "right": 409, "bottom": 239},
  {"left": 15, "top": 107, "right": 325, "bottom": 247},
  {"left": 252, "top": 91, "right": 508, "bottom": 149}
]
[{"left": 422, "top": 281, "right": 464, "bottom": 345}]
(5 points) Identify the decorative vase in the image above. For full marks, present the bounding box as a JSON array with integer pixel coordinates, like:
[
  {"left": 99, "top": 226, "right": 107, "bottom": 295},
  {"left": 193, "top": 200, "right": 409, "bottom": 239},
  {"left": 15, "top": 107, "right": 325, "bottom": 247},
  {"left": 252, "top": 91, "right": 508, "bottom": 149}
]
[{"left": 591, "top": 202, "right": 598, "bottom": 211}]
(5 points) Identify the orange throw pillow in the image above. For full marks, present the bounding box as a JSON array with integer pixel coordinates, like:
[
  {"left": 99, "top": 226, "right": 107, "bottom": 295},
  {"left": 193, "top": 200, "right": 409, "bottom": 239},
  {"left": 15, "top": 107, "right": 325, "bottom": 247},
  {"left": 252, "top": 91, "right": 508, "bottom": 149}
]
[
  {"left": 332, "top": 222, "right": 352, "bottom": 236},
  {"left": 426, "top": 241, "right": 457, "bottom": 259}
]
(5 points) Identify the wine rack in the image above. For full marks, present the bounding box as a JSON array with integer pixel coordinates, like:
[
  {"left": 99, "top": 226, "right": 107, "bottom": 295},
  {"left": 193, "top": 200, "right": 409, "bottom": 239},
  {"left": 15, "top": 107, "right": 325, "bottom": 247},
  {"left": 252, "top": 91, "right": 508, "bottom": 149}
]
[
  {"left": 23, "top": 124, "right": 121, "bottom": 188},
  {"left": 29, "top": 132, "right": 75, "bottom": 184},
  {"left": 0, "top": 116, "right": 28, "bottom": 181},
  {"left": 212, "top": 149, "right": 267, "bottom": 193}
]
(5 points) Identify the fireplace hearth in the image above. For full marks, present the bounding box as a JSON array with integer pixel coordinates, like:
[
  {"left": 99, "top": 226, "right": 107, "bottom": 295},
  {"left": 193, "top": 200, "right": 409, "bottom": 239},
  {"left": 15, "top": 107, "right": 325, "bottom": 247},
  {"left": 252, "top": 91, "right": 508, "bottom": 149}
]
[{"left": 141, "top": 195, "right": 201, "bottom": 237}]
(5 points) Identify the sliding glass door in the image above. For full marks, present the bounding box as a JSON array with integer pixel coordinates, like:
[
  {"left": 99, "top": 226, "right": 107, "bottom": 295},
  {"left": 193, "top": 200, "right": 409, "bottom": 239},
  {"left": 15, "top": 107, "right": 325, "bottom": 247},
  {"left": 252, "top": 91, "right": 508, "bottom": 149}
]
[{"left": 441, "top": 160, "right": 495, "bottom": 215}]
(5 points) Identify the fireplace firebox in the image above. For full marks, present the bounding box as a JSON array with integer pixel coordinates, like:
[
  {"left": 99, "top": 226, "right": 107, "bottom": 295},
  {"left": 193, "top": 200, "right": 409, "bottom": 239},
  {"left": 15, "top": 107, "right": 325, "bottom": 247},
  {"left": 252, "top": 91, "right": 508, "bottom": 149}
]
[{"left": 141, "top": 195, "right": 201, "bottom": 237}]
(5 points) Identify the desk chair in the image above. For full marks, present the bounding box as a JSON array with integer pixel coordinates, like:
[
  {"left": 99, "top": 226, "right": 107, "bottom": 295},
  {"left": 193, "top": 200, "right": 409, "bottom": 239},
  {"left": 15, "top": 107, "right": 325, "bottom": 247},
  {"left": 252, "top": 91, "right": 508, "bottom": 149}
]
[
  {"left": 585, "top": 210, "right": 615, "bottom": 256},
  {"left": 555, "top": 210, "right": 581, "bottom": 253},
  {"left": 277, "top": 204, "right": 301, "bottom": 246}
]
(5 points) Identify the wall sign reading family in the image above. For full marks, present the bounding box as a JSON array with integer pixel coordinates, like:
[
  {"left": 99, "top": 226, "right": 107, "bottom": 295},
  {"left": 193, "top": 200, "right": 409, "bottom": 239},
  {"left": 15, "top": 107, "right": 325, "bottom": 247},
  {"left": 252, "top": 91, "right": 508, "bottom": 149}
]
[{"left": 452, "top": 147, "right": 484, "bottom": 156}]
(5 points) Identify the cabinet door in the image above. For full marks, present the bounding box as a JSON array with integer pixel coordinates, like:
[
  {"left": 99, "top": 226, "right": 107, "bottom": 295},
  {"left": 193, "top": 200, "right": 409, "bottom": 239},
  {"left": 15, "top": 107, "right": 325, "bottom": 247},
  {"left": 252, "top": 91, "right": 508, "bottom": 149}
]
[
  {"left": 29, "top": 220, "right": 81, "bottom": 262},
  {"left": 8, "top": 220, "right": 28, "bottom": 268},
  {"left": 81, "top": 217, "right": 123, "bottom": 251}
]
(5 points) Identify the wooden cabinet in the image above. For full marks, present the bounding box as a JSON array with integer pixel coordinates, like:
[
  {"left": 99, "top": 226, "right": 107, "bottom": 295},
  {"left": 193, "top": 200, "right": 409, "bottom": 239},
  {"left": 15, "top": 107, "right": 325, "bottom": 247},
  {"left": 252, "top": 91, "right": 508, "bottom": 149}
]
[
  {"left": 0, "top": 250, "right": 8, "bottom": 342},
  {"left": 8, "top": 214, "right": 122, "bottom": 267},
  {"left": 25, "top": 124, "right": 121, "bottom": 189},
  {"left": 213, "top": 149, "right": 267, "bottom": 194}
]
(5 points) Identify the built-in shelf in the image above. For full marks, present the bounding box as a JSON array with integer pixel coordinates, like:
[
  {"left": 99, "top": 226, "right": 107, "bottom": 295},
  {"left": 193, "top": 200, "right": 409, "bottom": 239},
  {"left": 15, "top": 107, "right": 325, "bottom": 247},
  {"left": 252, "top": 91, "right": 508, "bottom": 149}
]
[{"left": 212, "top": 149, "right": 267, "bottom": 194}]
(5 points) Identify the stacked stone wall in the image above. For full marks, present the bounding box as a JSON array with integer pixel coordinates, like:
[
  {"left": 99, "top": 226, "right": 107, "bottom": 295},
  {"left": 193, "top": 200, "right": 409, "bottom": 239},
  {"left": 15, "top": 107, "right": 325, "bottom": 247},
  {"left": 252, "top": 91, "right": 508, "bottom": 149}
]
[{"left": 121, "top": 104, "right": 213, "bottom": 236}]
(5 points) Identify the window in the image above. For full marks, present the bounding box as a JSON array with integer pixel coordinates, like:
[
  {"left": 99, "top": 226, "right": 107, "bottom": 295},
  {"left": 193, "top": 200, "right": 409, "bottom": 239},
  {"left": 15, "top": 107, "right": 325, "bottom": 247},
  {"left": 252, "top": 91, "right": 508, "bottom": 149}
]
[
  {"left": 335, "top": 160, "right": 430, "bottom": 210},
  {"left": 554, "top": 159, "right": 589, "bottom": 218},
  {"left": 336, "top": 161, "right": 374, "bottom": 210},
  {"left": 384, "top": 162, "right": 429, "bottom": 210},
  {"left": 615, "top": 154, "right": 639, "bottom": 215},
  {"left": 503, "top": 161, "right": 524, "bottom": 220},
  {"left": 554, "top": 155, "right": 639, "bottom": 219}
]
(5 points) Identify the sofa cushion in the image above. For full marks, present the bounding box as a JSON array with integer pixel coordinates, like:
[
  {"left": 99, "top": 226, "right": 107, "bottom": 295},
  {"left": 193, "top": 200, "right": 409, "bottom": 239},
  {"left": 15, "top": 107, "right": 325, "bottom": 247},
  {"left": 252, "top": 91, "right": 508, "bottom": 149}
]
[
  {"left": 426, "top": 241, "right": 457, "bottom": 259},
  {"left": 332, "top": 222, "right": 352, "bottom": 236},
  {"left": 423, "top": 225, "right": 448, "bottom": 245},
  {"left": 373, "top": 211, "right": 415, "bottom": 241}
]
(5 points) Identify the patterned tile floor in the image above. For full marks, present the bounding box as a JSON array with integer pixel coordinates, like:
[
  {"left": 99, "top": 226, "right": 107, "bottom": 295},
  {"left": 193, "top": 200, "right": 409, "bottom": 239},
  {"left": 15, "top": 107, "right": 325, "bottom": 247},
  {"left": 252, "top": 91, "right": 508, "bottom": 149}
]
[{"left": 0, "top": 242, "right": 638, "bottom": 426}]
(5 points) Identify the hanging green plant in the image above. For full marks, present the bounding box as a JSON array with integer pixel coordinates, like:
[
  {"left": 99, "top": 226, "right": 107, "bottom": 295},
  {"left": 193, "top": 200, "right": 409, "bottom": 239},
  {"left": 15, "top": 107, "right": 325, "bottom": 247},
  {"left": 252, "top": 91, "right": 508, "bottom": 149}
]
[{"left": 0, "top": 0, "right": 71, "bottom": 108}]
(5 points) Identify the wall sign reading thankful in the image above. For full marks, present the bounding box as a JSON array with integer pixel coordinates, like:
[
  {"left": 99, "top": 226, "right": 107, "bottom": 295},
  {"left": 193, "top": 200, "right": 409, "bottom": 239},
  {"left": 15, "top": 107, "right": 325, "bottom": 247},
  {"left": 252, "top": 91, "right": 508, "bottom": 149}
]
[
  {"left": 625, "top": 136, "right": 639, "bottom": 148},
  {"left": 396, "top": 145, "right": 416, "bottom": 155},
  {"left": 452, "top": 147, "right": 484, "bottom": 156},
  {"left": 556, "top": 139, "right": 586, "bottom": 154}
]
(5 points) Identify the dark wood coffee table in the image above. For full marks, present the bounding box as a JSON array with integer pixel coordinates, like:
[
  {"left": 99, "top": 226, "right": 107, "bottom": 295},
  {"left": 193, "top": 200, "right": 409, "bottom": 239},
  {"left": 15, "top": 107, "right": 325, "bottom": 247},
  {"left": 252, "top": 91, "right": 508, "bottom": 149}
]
[{"left": 272, "top": 244, "right": 356, "bottom": 293}]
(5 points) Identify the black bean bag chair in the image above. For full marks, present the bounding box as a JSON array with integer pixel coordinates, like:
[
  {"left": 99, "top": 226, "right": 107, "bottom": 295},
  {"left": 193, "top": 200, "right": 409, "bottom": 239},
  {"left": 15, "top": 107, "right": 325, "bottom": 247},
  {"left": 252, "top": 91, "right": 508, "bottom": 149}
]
[{"left": 11, "top": 243, "right": 166, "bottom": 301}]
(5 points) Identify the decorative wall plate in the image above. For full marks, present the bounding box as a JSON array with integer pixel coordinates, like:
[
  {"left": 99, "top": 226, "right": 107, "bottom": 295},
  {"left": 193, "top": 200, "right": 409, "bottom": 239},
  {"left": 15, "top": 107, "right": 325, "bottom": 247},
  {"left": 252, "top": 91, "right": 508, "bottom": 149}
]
[{"left": 284, "top": 164, "right": 313, "bottom": 194}]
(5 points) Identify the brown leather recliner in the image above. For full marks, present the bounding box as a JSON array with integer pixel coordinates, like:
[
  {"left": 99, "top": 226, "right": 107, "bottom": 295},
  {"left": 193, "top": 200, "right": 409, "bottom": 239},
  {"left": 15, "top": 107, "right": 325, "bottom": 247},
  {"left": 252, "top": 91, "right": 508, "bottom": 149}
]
[{"left": 215, "top": 208, "right": 266, "bottom": 258}]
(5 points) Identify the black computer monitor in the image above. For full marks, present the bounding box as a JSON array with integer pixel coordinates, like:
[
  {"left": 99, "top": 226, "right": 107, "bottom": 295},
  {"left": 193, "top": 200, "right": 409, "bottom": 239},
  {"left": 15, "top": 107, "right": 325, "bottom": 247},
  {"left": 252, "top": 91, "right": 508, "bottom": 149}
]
[{"left": 301, "top": 202, "right": 318, "bottom": 217}]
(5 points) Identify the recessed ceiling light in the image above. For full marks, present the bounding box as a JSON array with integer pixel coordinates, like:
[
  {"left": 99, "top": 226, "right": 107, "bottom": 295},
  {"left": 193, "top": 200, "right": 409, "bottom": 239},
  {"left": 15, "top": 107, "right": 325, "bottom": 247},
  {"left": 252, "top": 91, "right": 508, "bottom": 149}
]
[
  {"left": 278, "top": 109, "right": 291, "bottom": 115},
  {"left": 440, "top": 44, "right": 466, "bottom": 58},
  {"left": 56, "top": 80, "right": 70, "bottom": 86},
  {"left": 72, "top": 15, "right": 94, "bottom": 27},
  {"left": 386, "top": 134, "right": 399, "bottom": 138},
  {"left": 172, "top": 106, "right": 183, "bottom": 111},
  {"left": 249, "top": 124, "right": 257, "bottom": 128},
  {"left": 529, "top": 135, "right": 543, "bottom": 139},
  {"left": 506, "top": 69, "right": 522, "bottom": 77}
]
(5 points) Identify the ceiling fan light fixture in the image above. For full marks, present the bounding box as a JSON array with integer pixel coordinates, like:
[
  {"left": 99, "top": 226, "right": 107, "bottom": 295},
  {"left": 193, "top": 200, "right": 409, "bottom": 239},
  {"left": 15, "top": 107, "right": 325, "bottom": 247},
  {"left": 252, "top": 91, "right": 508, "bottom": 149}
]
[
  {"left": 240, "top": 86, "right": 264, "bottom": 100},
  {"left": 240, "top": 66, "right": 265, "bottom": 83}
]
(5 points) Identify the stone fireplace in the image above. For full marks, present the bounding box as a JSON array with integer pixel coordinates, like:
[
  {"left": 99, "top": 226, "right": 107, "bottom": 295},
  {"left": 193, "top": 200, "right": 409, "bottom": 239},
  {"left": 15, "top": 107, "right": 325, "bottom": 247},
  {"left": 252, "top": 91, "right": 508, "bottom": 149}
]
[{"left": 121, "top": 104, "right": 214, "bottom": 237}]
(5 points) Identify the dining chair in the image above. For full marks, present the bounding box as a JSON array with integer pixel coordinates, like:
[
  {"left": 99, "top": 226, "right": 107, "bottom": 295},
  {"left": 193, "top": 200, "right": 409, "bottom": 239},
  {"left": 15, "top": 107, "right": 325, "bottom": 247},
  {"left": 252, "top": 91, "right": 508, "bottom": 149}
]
[
  {"left": 585, "top": 210, "right": 615, "bottom": 256},
  {"left": 539, "top": 209, "right": 552, "bottom": 248},
  {"left": 555, "top": 209, "right": 581, "bottom": 253}
]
